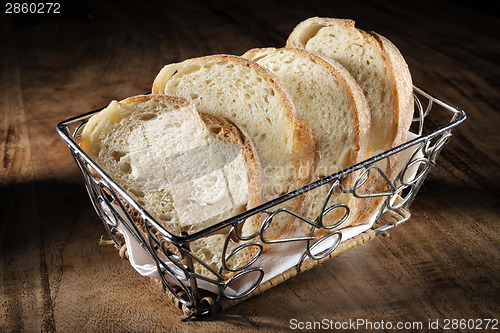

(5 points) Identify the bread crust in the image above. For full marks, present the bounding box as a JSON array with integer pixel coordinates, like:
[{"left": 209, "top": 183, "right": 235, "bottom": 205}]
[
  {"left": 284, "top": 47, "right": 372, "bottom": 232},
  {"left": 370, "top": 32, "right": 414, "bottom": 153},
  {"left": 287, "top": 47, "right": 370, "bottom": 168},
  {"left": 199, "top": 112, "right": 263, "bottom": 237}
]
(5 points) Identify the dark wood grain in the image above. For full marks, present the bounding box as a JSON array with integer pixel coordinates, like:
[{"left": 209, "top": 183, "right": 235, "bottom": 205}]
[{"left": 1, "top": 0, "right": 499, "bottom": 332}]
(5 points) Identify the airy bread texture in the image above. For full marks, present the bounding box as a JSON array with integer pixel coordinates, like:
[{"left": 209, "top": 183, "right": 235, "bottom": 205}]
[
  {"left": 287, "top": 17, "right": 414, "bottom": 224},
  {"left": 152, "top": 54, "right": 320, "bottom": 242},
  {"left": 287, "top": 17, "right": 413, "bottom": 167},
  {"left": 80, "top": 94, "right": 262, "bottom": 278},
  {"left": 242, "top": 47, "right": 371, "bottom": 231},
  {"left": 242, "top": 47, "right": 370, "bottom": 178}
]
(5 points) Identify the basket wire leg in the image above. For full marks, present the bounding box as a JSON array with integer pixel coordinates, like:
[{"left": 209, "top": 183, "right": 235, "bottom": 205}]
[{"left": 179, "top": 232, "right": 204, "bottom": 319}]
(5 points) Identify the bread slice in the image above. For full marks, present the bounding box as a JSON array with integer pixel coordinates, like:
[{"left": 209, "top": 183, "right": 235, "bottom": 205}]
[
  {"left": 152, "top": 54, "right": 319, "bottom": 242},
  {"left": 80, "top": 94, "right": 262, "bottom": 279},
  {"left": 287, "top": 17, "right": 413, "bottom": 171},
  {"left": 287, "top": 17, "right": 414, "bottom": 223},
  {"left": 241, "top": 47, "right": 371, "bottom": 231}
]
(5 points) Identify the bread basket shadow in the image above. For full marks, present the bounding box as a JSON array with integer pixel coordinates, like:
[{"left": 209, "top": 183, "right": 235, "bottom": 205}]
[{"left": 56, "top": 86, "right": 466, "bottom": 320}]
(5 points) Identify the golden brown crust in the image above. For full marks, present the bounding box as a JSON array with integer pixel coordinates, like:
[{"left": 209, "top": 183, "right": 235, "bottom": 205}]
[
  {"left": 370, "top": 32, "right": 414, "bottom": 182},
  {"left": 221, "top": 54, "right": 321, "bottom": 242},
  {"left": 231, "top": 54, "right": 321, "bottom": 240},
  {"left": 199, "top": 112, "right": 263, "bottom": 235},
  {"left": 287, "top": 47, "right": 371, "bottom": 166},
  {"left": 196, "top": 112, "right": 263, "bottom": 277},
  {"left": 370, "top": 33, "right": 414, "bottom": 147},
  {"left": 287, "top": 17, "right": 345, "bottom": 48},
  {"left": 121, "top": 94, "right": 190, "bottom": 106}
]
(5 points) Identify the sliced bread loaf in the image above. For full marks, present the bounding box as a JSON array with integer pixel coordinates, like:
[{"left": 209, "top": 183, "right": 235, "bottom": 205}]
[
  {"left": 287, "top": 17, "right": 414, "bottom": 224},
  {"left": 241, "top": 47, "right": 371, "bottom": 231},
  {"left": 286, "top": 17, "right": 413, "bottom": 169},
  {"left": 80, "top": 94, "right": 262, "bottom": 278},
  {"left": 152, "top": 54, "right": 320, "bottom": 242}
]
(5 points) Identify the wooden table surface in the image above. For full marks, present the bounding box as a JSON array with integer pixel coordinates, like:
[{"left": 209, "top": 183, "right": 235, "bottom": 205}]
[{"left": 1, "top": 0, "right": 499, "bottom": 332}]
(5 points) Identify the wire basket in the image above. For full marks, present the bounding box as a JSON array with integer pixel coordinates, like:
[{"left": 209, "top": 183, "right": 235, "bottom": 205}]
[{"left": 57, "top": 86, "right": 466, "bottom": 320}]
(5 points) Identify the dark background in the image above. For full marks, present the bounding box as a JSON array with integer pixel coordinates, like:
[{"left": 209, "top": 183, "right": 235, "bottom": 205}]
[{"left": 1, "top": 0, "right": 499, "bottom": 331}]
